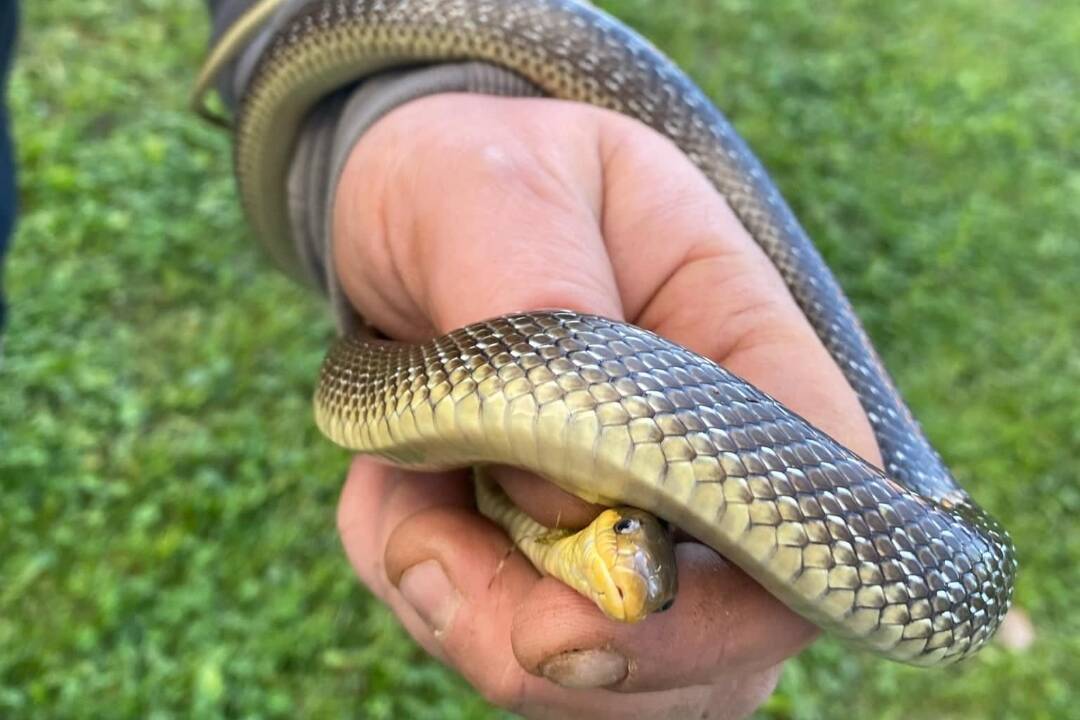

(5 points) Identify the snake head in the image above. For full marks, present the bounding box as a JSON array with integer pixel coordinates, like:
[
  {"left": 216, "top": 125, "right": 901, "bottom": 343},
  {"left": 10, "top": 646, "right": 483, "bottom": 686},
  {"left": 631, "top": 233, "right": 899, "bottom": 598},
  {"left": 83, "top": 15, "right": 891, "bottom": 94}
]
[{"left": 585, "top": 507, "right": 678, "bottom": 623}]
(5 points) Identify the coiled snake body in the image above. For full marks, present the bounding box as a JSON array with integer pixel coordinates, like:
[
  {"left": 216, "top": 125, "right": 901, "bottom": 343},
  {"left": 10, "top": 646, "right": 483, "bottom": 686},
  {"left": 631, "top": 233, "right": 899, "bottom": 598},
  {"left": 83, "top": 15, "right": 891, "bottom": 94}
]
[{"left": 205, "top": 0, "right": 1016, "bottom": 665}]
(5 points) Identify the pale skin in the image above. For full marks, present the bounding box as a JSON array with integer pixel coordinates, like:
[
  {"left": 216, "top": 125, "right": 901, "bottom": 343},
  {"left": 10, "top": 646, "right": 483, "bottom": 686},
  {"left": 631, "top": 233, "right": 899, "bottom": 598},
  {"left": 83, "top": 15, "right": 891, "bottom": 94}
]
[{"left": 331, "top": 94, "right": 883, "bottom": 719}]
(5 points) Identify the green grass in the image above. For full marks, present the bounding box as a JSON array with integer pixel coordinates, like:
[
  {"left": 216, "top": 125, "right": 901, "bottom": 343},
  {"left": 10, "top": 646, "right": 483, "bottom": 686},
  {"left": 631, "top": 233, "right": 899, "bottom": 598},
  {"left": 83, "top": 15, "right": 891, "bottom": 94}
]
[{"left": 1, "top": 0, "right": 1076, "bottom": 717}]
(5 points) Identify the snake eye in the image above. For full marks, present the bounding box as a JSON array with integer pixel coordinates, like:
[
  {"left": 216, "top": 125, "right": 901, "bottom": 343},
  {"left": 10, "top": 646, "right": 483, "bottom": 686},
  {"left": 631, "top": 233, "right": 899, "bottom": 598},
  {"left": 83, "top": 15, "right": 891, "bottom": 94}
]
[
  {"left": 659, "top": 599, "right": 675, "bottom": 612},
  {"left": 614, "top": 517, "right": 640, "bottom": 534}
]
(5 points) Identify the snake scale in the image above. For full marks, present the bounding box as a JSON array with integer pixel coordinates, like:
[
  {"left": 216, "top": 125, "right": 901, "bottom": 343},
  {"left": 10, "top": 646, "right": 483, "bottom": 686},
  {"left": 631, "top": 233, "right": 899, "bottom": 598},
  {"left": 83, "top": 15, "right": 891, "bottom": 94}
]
[{"left": 216, "top": 0, "right": 1015, "bottom": 665}]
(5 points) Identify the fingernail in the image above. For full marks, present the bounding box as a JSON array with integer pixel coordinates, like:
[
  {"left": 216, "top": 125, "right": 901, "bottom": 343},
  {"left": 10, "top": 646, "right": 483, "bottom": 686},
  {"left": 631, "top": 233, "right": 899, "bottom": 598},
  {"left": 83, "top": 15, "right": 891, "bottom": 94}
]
[
  {"left": 398, "top": 560, "right": 461, "bottom": 638},
  {"left": 539, "top": 649, "right": 628, "bottom": 689}
]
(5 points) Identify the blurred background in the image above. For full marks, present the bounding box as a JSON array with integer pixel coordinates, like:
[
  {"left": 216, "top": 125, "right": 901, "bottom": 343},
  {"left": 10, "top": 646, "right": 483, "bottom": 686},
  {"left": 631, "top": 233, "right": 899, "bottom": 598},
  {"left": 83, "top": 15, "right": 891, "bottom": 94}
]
[{"left": 1, "top": 0, "right": 1077, "bottom": 717}]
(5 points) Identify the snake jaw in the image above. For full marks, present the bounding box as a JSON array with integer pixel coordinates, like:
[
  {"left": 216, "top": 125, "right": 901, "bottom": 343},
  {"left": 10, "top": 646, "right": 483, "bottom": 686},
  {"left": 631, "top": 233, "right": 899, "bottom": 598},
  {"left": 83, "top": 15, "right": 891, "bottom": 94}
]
[{"left": 582, "top": 508, "right": 678, "bottom": 623}]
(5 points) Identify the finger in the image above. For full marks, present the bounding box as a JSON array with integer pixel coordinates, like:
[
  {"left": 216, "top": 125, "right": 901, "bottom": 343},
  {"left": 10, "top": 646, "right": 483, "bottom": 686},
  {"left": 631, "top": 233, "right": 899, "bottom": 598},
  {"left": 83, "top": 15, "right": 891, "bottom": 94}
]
[
  {"left": 381, "top": 504, "right": 784, "bottom": 719},
  {"left": 491, "top": 465, "right": 605, "bottom": 530},
  {"left": 339, "top": 462, "right": 780, "bottom": 717},
  {"left": 371, "top": 468, "right": 811, "bottom": 694},
  {"left": 511, "top": 542, "right": 817, "bottom": 692},
  {"left": 336, "top": 457, "right": 474, "bottom": 661}
]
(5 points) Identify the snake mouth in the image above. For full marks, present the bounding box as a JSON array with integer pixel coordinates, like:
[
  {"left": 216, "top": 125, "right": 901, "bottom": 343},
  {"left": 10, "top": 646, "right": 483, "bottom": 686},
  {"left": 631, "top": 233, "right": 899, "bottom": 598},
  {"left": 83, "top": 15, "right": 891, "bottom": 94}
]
[{"left": 586, "top": 508, "right": 678, "bottom": 622}]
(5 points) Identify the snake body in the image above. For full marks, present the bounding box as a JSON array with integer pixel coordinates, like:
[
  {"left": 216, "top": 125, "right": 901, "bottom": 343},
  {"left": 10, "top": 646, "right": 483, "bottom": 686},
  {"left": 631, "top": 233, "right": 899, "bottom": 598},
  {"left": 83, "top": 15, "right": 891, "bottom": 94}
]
[{"left": 226, "top": 0, "right": 1015, "bottom": 665}]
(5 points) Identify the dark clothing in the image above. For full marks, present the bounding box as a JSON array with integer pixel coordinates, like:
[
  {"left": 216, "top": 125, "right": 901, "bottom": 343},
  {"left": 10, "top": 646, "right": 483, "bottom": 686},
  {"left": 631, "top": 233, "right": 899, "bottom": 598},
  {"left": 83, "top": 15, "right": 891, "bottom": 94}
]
[{"left": 0, "top": 1, "right": 17, "bottom": 333}]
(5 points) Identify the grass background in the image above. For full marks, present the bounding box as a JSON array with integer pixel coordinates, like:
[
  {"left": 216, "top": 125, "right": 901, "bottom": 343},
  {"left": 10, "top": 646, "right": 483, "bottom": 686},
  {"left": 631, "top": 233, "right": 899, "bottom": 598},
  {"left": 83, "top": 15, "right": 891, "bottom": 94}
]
[{"left": 2, "top": 0, "right": 1077, "bottom": 717}]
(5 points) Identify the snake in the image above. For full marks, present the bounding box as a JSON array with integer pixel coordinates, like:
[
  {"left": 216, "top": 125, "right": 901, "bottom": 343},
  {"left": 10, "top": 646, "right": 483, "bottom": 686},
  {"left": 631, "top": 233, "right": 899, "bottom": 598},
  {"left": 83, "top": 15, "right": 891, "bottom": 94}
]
[{"left": 193, "top": 0, "right": 1016, "bottom": 666}]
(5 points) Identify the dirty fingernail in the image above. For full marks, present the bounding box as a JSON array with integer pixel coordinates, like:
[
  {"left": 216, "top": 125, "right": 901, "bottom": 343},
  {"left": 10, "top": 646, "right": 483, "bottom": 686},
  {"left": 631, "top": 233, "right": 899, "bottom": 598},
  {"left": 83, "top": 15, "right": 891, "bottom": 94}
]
[
  {"left": 539, "top": 649, "right": 628, "bottom": 689},
  {"left": 398, "top": 559, "right": 461, "bottom": 638}
]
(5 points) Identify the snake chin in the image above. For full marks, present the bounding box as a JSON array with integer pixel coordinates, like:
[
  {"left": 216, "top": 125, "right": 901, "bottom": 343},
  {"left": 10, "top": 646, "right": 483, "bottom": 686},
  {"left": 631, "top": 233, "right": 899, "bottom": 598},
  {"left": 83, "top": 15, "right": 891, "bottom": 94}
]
[{"left": 590, "top": 508, "right": 678, "bottom": 622}]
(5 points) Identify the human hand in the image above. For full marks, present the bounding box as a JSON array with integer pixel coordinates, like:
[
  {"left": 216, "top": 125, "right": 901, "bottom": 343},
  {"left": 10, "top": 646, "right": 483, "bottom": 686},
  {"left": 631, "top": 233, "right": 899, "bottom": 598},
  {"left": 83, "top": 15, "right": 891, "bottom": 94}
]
[{"left": 332, "top": 94, "right": 882, "bottom": 719}]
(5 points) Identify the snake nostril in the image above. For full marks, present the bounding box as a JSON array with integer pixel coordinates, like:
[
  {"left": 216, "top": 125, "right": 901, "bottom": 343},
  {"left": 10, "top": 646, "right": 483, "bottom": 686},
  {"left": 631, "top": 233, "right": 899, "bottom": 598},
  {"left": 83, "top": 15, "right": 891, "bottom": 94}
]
[{"left": 659, "top": 599, "right": 675, "bottom": 612}]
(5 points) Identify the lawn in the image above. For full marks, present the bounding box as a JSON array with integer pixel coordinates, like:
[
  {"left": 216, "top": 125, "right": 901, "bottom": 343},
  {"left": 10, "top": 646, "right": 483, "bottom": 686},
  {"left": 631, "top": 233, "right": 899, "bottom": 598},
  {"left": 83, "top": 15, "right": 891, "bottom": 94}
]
[{"left": 1, "top": 0, "right": 1077, "bottom": 718}]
